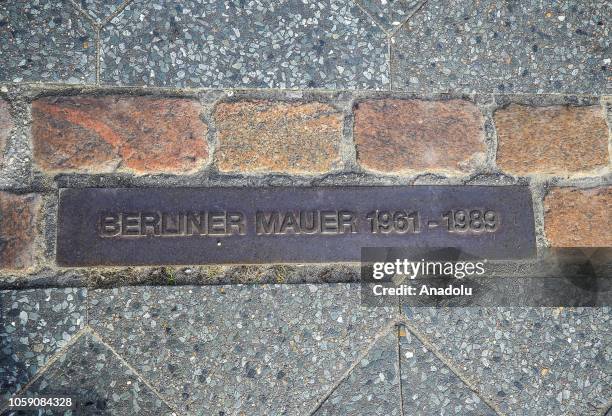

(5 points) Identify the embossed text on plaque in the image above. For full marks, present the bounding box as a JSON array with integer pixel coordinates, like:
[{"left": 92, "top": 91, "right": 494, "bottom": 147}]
[{"left": 57, "top": 186, "right": 536, "bottom": 266}]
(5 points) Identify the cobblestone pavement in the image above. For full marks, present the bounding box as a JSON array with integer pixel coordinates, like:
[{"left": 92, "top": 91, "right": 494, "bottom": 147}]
[
  {"left": 1, "top": 285, "right": 610, "bottom": 415},
  {"left": 1, "top": 1, "right": 610, "bottom": 415}
]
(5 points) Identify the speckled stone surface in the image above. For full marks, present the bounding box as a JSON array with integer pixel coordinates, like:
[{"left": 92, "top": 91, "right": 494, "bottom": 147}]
[
  {"left": 402, "top": 307, "right": 612, "bottom": 415},
  {"left": 88, "top": 284, "right": 396, "bottom": 415},
  {"left": 0, "top": 288, "right": 86, "bottom": 403},
  {"left": 314, "top": 329, "right": 400, "bottom": 415},
  {"left": 99, "top": 0, "right": 389, "bottom": 88},
  {"left": 391, "top": 0, "right": 611, "bottom": 93},
  {"left": 1, "top": 285, "right": 610, "bottom": 415},
  {"left": 399, "top": 327, "right": 496, "bottom": 415},
  {"left": 354, "top": 0, "right": 424, "bottom": 33},
  {"left": 75, "top": 0, "right": 125, "bottom": 23},
  {"left": 7, "top": 334, "right": 174, "bottom": 415},
  {"left": 0, "top": 0, "right": 609, "bottom": 91},
  {"left": 0, "top": 1, "right": 96, "bottom": 83}
]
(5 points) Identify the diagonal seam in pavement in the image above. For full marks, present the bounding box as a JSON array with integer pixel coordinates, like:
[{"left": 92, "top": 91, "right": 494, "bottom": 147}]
[
  {"left": 307, "top": 319, "right": 400, "bottom": 416},
  {"left": 389, "top": 0, "right": 429, "bottom": 37},
  {"left": 86, "top": 326, "right": 181, "bottom": 415},
  {"left": 399, "top": 315, "right": 506, "bottom": 416},
  {"left": 0, "top": 327, "right": 89, "bottom": 414}
]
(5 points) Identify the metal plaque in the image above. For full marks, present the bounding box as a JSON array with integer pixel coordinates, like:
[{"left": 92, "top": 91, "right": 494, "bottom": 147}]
[{"left": 57, "top": 186, "right": 536, "bottom": 266}]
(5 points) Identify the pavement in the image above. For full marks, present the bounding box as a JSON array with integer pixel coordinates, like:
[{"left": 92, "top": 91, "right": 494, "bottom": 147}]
[
  {"left": 1, "top": 0, "right": 610, "bottom": 92},
  {"left": 1, "top": 285, "right": 610, "bottom": 415}
]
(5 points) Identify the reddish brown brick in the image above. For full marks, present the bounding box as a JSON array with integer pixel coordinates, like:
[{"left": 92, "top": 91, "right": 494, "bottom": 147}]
[
  {"left": 32, "top": 96, "right": 208, "bottom": 174},
  {"left": 354, "top": 99, "right": 486, "bottom": 173},
  {"left": 0, "top": 99, "right": 14, "bottom": 167},
  {"left": 0, "top": 193, "right": 40, "bottom": 270},
  {"left": 544, "top": 187, "right": 611, "bottom": 247},
  {"left": 495, "top": 105, "right": 609, "bottom": 175},
  {"left": 214, "top": 100, "right": 343, "bottom": 173}
]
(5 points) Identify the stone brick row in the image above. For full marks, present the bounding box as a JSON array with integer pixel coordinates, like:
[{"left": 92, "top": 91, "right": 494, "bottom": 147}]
[
  {"left": 0, "top": 96, "right": 609, "bottom": 270},
  {"left": 30, "top": 96, "right": 345, "bottom": 175},
  {"left": 29, "top": 96, "right": 610, "bottom": 176},
  {"left": 354, "top": 99, "right": 609, "bottom": 175}
]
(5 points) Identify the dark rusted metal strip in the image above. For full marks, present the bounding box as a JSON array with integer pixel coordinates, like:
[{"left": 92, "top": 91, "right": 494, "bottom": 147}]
[{"left": 57, "top": 186, "right": 536, "bottom": 266}]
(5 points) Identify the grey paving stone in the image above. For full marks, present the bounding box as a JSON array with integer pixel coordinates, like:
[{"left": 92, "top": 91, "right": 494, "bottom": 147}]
[
  {"left": 314, "top": 329, "right": 400, "bottom": 416},
  {"left": 0, "top": 288, "right": 86, "bottom": 403},
  {"left": 0, "top": 1, "right": 96, "bottom": 84},
  {"left": 74, "top": 0, "right": 125, "bottom": 23},
  {"left": 400, "top": 326, "right": 496, "bottom": 415},
  {"left": 5, "top": 334, "right": 174, "bottom": 415},
  {"left": 355, "top": 0, "right": 424, "bottom": 33},
  {"left": 100, "top": 0, "right": 389, "bottom": 89},
  {"left": 402, "top": 307, "right": 612, "bottom": 415},
  {"left": 89, "top": 284, "right": 397, "bottom": 415},
  {"left": 391, "top": 0, "right": 611, "bottom": 93},
  {"left": 0, "top": 98, "right": 31, "bottom": 190}
]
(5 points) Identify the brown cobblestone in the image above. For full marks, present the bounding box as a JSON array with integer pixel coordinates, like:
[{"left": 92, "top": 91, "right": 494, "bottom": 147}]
[
  {"left": 32, "top": 96, "right": 208, "bottom": 174},
  {"left": 353, "top": 99, "right": 486, "bottom": 173},
  {"left": 0, "top": 193, "right": 41, "bottom": 270},
  {"left": 495, "top": 105, "right": 609, "bottom": 175},
  {"left": 214, "top": 100, "right": 343, "bottom": 173},
  {"left": 544, "top": 186, "right": 611, "bottom": 247}
]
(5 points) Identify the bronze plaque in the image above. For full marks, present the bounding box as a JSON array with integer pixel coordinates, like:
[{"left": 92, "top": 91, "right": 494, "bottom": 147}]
[{"left": 57, "top": 186, "right": 536, "bottom": 266}]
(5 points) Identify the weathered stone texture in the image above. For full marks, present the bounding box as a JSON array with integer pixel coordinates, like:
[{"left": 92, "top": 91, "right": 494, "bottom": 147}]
[
  {"left": 544, "top": 187, "right": 611, "bottom": 247},
  {"left": 354, "top": 99, "right": 486, "bottom": 173},
  {"left": 0, "top": 193, "right": 40, "bottom": 269},
  {"left": 495, "top": 105, "right": 609, "bottom": 175},
  {"left": 214, "top": 100, "right": 343, "bottom": 173},
  {"left": 0, "top": 99, "right": 14, "bottom": 168},
  {"left": 32, "top": 96, "right": 208, "bottom": 174}
]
